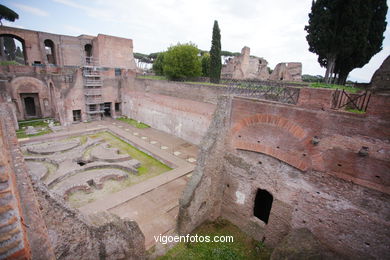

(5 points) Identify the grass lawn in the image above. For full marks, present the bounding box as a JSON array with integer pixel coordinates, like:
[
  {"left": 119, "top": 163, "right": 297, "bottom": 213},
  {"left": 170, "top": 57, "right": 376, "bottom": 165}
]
[
  {"left": 309, "top": 82, "right": 363, "bottom": 93},
  {"left": 137, "top": 75, "right": 168, "bottom": 80},
  {"left": 67, "top": 131, "right": 171, "bottom": 207},
  {"left": 0, "top": 60, "right": 23, "bottom": 66},
  {"left": 345, "top": 108, "right": 366, "bottom": 114},
  {"left": 157, "top": 219, "right": 272, "bottom": 260},
  {"left": 16, "top": 118, "right": 58, "bottom": 139},
  {"left": 16, "top": 129, "right": 52, "bottom": 139},
  {"left": 117, "top": 117, "right": 150, "bottom": 128}
]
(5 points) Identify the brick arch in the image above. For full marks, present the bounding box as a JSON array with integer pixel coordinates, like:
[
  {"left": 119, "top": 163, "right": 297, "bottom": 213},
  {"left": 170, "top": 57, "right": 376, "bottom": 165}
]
[
  {"left": 230, "top": 114, "right": 311, "bottom": 171},
  {"left": 0, "top": 31, "right": 26, "bottom": 43},
  {"left": 231, "top": 114, "right": 308, "bottom": 140},
  {"left": 11, "top": 77, "right": 49, "bottom": 119},
  {"left": 11, "top": 76, "right": 48, "bottom": 96},
  {"left": 0, "top": 32, "right": 27, "bottom": 64}
]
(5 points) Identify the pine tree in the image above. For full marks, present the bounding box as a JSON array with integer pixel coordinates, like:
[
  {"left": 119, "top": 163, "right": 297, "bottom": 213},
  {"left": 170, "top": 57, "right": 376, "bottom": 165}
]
[
  {"left": 0, "top": 4, "right": 19, "bottom": 25},
  {"left": 305, "top": 0, "right": 387, "bottom": 84},
  {"left": 210, "top": 20, "right": 221, "bottom": 84}
]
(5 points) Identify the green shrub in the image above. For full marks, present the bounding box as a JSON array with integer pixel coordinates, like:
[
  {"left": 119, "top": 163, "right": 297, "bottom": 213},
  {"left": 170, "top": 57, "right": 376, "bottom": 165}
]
[
  {"left": 201, "top": 53, "right": 210, "bottom": 77},
  {"left": 163, "top": 43, "right": 201, "bottom": 81},
  {"left": 152, "top": 52, "right": 165, "bottom": 76}
]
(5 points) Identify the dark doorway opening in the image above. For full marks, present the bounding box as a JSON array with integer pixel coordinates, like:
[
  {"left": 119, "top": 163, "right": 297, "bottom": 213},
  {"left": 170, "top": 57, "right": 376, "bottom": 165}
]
[
  {"left": 20, "top": 93, "right": 41, "bottom": 119},
  {"left": 24, "top": 97, "right": 36, "bottom": 116},
  {"left": 73, "top": 110, "right": 81, "bottom": 122},
  {"left": 253, "top": 189, "right": 273, "bottom": 224},
  {"left": 104, "top": 102, "right": 111, "bottom": 117},
  {"left": 84, "top": 44, "right": 92, "bottom": 57},
  {"left": 85, "top": 44, "right": 92, "bottom": 64},
  {"left": 115, "top": 102, "right": 121, "bottom": 112}
]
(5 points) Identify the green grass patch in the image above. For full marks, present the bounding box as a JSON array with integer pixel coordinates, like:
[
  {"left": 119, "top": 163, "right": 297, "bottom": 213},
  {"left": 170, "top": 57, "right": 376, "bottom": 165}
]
[
  {"left": 137, "top": 75, "right": 168, "bottom": 80},
  {"left": 309, "top": 82, "right": 362, "bottom": 93},
  {"left": 158, "top": 218, "right": 272, "bottom": 260},
  {"left": 185, "top": 81, "right": 226, "bottom": 87},
  {"left": 0, "top": 60, "right": 23, "bottom": 66},
  {"left": 16, "top": 129, "right": 52, "bottom": 139},
  {"left": 67, "top": 132, "right": 171, "bottom": 207},
  {"left": 16, "top": 118, "right": 58, "bottom": 139},
  {"left": 345, "top": 108, "right": 366, "bottom": 114},
  {"left": 117, "top": 117, "right": 150, "bottom": 128}
]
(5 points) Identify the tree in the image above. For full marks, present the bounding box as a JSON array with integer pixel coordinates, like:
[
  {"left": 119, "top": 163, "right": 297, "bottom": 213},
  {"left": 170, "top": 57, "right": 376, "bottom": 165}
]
[
  {"left": 3, "top": 36, "right": 16, "bottom": 60},
  {"left": 0, "top": 4, "right": 19, "bottom": 25},
  {"left": 209, "top": 20, "right": 222, "bottom": 83},
  {"left": 305, "top": 0, "right": 387, "bottom": 85},
  {"left": 162, "top": 43, "right": 201, "bottom": 80},
  {"left": 201, "top": 53, "right": 210, "bottom": 77},
  {"left": 152, "top": 52, "right": 165, "bottom": 76}
]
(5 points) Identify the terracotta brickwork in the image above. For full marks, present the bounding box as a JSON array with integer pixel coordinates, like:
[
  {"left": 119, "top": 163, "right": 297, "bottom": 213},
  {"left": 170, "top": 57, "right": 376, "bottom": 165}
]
[
  {"left": 0, "top": 26, "right": 135, "bottom": 68},
  {"left": 229, "top": 97, "right": 390, "bottom": 193},
  {"left": 0, "top": 103, "right": 56, "bottom": 260},
  {"left": 179, "top": 94, "right": 390, "bottom": 259}
]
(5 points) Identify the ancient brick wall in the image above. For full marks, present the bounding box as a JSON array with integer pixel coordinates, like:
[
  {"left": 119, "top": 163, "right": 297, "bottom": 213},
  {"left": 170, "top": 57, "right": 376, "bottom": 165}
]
[
  {"left": 0, "top": 26, "right": 136, "bottom": 69},
  {"left": 125, "top": 79, "right": 220, "bottom": 144},
  {"left": 0, "top": 103, "right": 55, "bottom": 259},
  {"left": 178, "top": 95, "right": 390, "bottom": 259},
  {"left": 93, "top": 34, "right": 136, "bottom": 70}
]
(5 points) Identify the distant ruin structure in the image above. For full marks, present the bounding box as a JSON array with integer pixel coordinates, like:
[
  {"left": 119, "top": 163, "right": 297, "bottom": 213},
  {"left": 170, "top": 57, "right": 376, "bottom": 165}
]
[
  {"left": 221, "top": 46, "right": 302, "bottom": 81},
  {"left": 269, "top": 62, "right": 302, "bottom": 81},
  {"left": 222, "top": 46, "right": 270, "bottom": 80},
  {"left": 370, "top": 55, "right": 390, "bottom": 92}
]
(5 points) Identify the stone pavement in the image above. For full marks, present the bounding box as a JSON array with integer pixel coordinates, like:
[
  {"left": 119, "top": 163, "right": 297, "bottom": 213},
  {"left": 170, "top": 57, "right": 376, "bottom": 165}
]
[{"left": 20, "top": 118, "right": 198, "bottom": 249}]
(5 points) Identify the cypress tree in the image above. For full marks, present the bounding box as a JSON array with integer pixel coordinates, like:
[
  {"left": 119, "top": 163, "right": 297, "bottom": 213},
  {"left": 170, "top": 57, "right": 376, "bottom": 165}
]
[
  {"left": 305, "top": 0, "right": 387, "bottom": 85},
  {"left": 210, "top": 20, "right": 221, "bottom": 84}
]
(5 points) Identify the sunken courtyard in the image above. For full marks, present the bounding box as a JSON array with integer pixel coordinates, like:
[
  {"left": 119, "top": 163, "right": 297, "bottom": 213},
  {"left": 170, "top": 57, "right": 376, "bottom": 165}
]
[{"left": 0, "top": 24, "right": 389, "bottom": 260}]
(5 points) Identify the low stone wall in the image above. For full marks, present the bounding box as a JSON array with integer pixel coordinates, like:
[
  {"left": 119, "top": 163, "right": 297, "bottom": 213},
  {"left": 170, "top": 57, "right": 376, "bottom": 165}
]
[{"left": 33, "top": 182, "right": 145, "bottom": 260}]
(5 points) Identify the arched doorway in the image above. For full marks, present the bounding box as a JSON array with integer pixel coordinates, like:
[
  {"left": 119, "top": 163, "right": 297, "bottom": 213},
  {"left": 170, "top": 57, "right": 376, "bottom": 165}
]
[
  {"left": 44, "top": 39, "right": 56, "bottom": 65},
  {"left": 0, "top": 34, "right": 27, "bottom": 64},
  {"left": 84, "top": 44, "right": 92, "bottom": 64}
]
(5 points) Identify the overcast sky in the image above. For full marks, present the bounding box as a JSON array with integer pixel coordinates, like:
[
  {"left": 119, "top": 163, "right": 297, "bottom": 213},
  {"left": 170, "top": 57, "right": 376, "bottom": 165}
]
[{"left": 2, "top": 0, "right": 389, "bottom": 82}]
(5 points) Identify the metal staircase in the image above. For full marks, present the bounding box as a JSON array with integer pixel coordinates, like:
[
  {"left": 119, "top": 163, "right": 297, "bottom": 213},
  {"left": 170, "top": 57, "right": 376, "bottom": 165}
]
[{"left": 83, "top": 57, "right": 104, "bottom": 120}]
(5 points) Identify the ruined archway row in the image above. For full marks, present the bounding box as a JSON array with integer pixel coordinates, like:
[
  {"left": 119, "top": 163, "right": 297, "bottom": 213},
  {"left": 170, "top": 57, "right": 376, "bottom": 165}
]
[{"left": 0, "top": 26, "right": 136, "bottom": 69}]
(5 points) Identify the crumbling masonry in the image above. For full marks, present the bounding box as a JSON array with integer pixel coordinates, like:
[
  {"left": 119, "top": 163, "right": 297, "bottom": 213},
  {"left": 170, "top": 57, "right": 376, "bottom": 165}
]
[{"left": 0, "top": 25, "right": 389, "bottom": 259}]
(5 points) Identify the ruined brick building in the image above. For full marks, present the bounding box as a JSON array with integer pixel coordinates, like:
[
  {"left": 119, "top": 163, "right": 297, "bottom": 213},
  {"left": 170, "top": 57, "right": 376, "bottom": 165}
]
[
  {"left": 0, "top": 26, "right": 136, "bottom": 126},
  {"left": 0, "top": 25, "right": 389, "bottom": 259},
  {"left": 222, "top": 46, "right": 302, "bottom": 81}
]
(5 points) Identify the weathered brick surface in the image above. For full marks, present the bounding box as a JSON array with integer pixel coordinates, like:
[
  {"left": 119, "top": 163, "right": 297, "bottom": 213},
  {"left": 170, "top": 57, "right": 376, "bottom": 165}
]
[
  {"left": 0, "top": 26, "right": 136, "bottom": 69},
  {"left": 1, "top": 103, "right": 56, "bottom": 260},
  {"left": 179, "top": 95, "right": 390, "bottom": 259},
  {"left": 370, "top": 55, "right": 390, "bottom": 93},
  {"left": 229, "top": 97, "right": 390, "bottom": 193}
]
